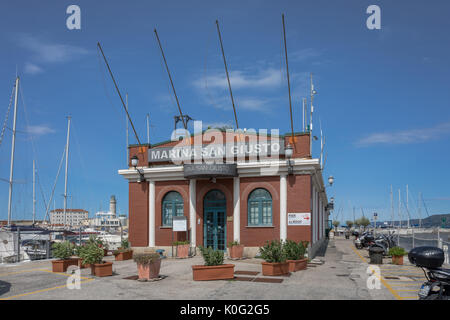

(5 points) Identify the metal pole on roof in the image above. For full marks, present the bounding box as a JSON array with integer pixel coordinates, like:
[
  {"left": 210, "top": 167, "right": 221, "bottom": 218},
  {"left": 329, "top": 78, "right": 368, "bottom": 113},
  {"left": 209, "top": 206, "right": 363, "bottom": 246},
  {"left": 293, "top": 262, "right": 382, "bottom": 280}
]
[
  {"left": 282, "top": 14, "right": 295, "bottom": 146},
  {"left": 97, "top": 42, "right": 143, "bottom": 146},
  {"left": 153, "top": 29, "right": 187, "bottom": 130},
  {"left": 126, "top": 93, "right": 129, "bottom": 164},
  {"left": 216, "top": 19, "right": 239, "bottom": 130}
]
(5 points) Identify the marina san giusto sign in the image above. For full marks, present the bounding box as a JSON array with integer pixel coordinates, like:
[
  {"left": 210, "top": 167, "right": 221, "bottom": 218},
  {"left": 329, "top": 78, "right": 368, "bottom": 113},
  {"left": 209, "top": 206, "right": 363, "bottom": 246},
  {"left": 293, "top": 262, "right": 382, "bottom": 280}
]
[{"left": 148, "top": 140, "right": 285, "bottom": 163}]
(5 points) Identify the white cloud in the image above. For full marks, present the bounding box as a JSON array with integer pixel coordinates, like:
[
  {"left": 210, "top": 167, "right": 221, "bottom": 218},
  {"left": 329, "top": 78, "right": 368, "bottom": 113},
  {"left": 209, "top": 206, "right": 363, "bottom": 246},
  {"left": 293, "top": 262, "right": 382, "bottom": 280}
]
[
  {"left": 26, "top": 125, "right": 56, "bottom": 136},
  {"left": 17, "top": 34, "right": 89, "bottom": 63},
  {"left": 194, "top": 68, "right": 283, "bottom": 90},
  {"left": 356, "top": 122, "right": 450, "bottom": 146},
  {"left": 24, "top": 62, "right": 44, "bottom": 75}
]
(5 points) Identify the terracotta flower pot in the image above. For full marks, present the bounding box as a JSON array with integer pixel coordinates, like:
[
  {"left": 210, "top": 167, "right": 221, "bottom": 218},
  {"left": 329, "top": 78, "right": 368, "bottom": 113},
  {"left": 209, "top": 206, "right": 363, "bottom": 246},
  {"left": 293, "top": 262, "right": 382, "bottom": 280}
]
[
  {"left": 176, "top": 244, "right": 190, "bottom": 258},
  {"left": 229, "top": 245, "right": 244, "bottom": 259},
  {"left": 261, "top": 262, "right": 290, "bottom": 276},
  {"left": 137, "top": 259, "right": 161, "bottom": 280},
  {"left": 287, "top": 258, "right": 308, "bottom": 272},
  {"left": 115, "top": 250, "right": 133, "bottom": 261},
  {"left": 91, "top": 261, "right": 113, "bottom": 277},
  {"left": 192, "top": 264, "right": 235, "bottom": 281},
  {"left": 392, "top": 255, "right": 404, "bottom": 265},
  {"left": 52, "top": 258, "right": 79, "bottom": 272},
  {"left": 77, "top": 258, "right": 90, "bottom": 269}
]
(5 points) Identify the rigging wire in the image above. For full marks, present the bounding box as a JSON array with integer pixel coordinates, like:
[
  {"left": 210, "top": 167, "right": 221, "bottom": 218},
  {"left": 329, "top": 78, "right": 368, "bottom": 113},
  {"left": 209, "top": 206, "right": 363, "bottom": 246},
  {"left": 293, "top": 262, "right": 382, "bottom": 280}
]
[
  {"left": 44, "top": 146, "right": 66, "bottom": 222},
  {"left": 0, "top": 80, "right": 16, "bottom": 148}
]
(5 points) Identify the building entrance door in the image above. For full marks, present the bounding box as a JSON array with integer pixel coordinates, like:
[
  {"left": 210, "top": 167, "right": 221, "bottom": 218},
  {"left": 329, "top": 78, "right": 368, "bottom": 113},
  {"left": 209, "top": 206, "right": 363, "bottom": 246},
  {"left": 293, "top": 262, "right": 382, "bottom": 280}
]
[{"left": 203, "top": 190, "right": 227, "bottom": 251}]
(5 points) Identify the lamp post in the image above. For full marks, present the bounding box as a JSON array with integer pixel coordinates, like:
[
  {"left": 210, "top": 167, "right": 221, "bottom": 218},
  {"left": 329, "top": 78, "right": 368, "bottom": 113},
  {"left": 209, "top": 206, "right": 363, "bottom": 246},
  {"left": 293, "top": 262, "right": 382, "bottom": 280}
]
[
  {"left": 131, "top": 155, "right": 145, "bottom": 183},
  {"left": 285, "top": 144, "right": 294, "bottom": 175}
]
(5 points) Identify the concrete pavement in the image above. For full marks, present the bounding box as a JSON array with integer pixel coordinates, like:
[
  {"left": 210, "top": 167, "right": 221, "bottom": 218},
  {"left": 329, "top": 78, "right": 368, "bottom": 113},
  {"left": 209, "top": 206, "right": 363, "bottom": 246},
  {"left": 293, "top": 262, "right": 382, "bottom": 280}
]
[{"left": 0, "top": 237, "right": 420, "bottom": 300}]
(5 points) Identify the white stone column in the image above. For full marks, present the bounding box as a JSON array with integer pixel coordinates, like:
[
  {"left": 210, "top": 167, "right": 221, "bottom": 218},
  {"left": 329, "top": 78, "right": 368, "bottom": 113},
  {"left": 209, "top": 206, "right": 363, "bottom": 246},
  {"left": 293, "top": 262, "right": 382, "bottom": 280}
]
[
  {"left": 280, "top": 174, "right": 287, "bottom": 241},
  {"left": 189, "top": 179, "right": 197, "bottom": 247},
  {"left": 233, "top": 177, "right": 240, "bottom": 242},
  {"left": 149, "top": 180, "right": 156, "bottom": 247}
]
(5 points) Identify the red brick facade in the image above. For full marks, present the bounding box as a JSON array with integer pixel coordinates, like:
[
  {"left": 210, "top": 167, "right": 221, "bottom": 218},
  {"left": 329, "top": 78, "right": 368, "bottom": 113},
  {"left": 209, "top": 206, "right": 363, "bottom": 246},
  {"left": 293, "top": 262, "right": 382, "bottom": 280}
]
[{"left": 125, "top": 131, "right": 328, "bottom": 251}]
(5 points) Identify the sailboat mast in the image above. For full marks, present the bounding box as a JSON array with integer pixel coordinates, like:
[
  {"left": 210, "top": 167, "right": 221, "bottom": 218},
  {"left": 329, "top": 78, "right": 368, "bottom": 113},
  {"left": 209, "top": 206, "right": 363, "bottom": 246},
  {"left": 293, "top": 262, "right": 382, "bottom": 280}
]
[
  {"left": 33, "top": 159, "right": 36, "bottom": 225},
  {"left": 146, "top": 113, "right": 150, "bottom": 144},
  {"left": 126, "top": 93, "right": 129, "bottom": 165},
  {"left": 390, "top": 185, "right": 394, "bottom": 228},
  {"left": 63, "top": 116, "right": 71, "bottom": 228},
  {"left": 7, "top": 77, "right": 19, "bottom": 226}
]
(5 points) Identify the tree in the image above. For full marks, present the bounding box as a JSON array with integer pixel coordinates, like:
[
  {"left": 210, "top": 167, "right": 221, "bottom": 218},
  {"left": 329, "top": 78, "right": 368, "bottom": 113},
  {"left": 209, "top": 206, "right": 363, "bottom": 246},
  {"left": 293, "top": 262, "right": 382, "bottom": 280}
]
[
  {"left": 346, "top": 221, "right": 354, "bottom": 229},
  {"left": 359, "top": 217, "right": 370, "bottom": 230},
  {"left": 332, "top": 220, "right": 340, "bottom": 231}
]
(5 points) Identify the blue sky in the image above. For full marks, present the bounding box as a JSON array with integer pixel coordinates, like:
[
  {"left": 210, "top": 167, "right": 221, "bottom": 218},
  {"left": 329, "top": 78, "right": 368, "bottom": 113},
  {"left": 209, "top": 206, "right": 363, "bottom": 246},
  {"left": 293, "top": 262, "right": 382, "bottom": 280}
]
[{"left": 0, "top": 0, "right": 449, "bottom": 224}]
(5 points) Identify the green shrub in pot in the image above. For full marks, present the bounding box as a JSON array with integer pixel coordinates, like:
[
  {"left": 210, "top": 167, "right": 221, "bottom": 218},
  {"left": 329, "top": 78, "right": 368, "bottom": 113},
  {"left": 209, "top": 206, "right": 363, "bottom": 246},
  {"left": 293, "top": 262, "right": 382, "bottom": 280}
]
[
  {"left": 198, "top": 246, "right": 224, "bottom": 266},
  {"left": 259, "top": 240, "right": 286, "bottom": 263},
  {"left": 52, "top": 241, "right": 75, "bottom": 260}
]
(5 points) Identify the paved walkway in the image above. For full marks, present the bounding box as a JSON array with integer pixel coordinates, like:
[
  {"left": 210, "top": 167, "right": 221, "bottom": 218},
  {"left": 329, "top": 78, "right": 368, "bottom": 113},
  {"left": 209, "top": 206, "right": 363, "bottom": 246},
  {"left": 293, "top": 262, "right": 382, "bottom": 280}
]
[{"left": 0, "top": 238, "right": 422, "bottom": 300}]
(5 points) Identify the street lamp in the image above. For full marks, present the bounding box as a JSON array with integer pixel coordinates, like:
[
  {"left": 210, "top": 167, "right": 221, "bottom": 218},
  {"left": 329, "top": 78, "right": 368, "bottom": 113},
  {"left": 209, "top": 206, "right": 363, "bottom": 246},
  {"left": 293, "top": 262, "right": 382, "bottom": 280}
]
[
  {"left": 328, "top": 176, "right": 334, "bottom": 186},
  {"left": 285, "top": 144, "right": 294, "bottom": 175},
  {"left": 131, "top": 155, "right": 145, "bottom": 183}
]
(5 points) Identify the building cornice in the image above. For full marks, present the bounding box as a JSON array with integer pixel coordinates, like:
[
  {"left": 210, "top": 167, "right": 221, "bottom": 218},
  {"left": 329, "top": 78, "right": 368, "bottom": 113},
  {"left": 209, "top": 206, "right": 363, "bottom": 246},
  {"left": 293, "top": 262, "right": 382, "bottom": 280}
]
[{"left": 118, "top": 158, "right": 320, "bottom": 182}]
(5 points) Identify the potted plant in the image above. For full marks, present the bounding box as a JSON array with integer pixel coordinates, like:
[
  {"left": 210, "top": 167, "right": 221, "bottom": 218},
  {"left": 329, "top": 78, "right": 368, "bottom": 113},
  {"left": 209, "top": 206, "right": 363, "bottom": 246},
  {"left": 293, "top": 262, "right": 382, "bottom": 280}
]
[
  {"left": 259, "top": 240, "right": 289, "bottom": 276},
  {"left": 284, "top": 240, "right": 308, "bottom": 272},
  {"left": 228, "top": 241, "right": 244, "bottom": 260},
  {"left": 78, "top": 242, "right": 113, "bottom": 277},
  {"left": 51, "top": 241, "right": 77, "bottom": 272},
  {"left": 389, "top": 246, "right": 408, "bottom": 265},
  {"left": 74, "top": 244, "right": 89, "bottom": 269},
  {"left": 134, "top": 252, "right": 161, "bottom": 280},
  {"left": 192, "top": 246, "right": 235, "bottom": 281},
  {"left": 174, "top": 240, "right": 190, "bottom": 258},
  {"left": 113, "top": 239, "right": 133, "bottom": 261}
]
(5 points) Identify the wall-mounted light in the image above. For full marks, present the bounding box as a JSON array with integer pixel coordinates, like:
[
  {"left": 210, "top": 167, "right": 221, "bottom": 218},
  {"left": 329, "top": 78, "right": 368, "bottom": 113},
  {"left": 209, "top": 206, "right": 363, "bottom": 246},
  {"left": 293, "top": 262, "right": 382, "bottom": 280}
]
[
  {"left": 328, "top": 176, "right": 334, "bottom": 186},
  {"left": 131, "top": 155, "right": 145, "bottom": 183},
  {"left": 285, "top": 144, "right": 294, "bottom": 175}
]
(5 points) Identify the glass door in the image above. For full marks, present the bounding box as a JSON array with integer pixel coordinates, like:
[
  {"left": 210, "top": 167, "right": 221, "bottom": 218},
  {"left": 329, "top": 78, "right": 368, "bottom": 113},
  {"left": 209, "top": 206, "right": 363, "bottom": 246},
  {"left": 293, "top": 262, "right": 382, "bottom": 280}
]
[{"left": 204, "top": 209, "right": 226, "bottom": 251}]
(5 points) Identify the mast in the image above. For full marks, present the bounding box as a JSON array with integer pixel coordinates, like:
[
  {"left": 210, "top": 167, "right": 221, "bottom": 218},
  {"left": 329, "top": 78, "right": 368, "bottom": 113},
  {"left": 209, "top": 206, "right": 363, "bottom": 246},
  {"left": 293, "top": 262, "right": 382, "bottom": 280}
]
[
  {"left": 153, "top": 30, "right": 187, "bottom": 130},
  {"left": 406, "top": 184, "right": 409, "bottom": 228},
  {"left": 310, "top": 73, "right": 316, "bottom": 156},
  {"left": 126, "top": 93, "right": 129, "bottom": 165},
  {"left": 398, "top": 189, "right": 402, "bottom": 228},
  {"left": 7, "top": 77, "right": 19, "bottom": 226},
  {"left": 146, "top": 113, "right": 150, "bottom": 144},
  {"left": 215, "top": 20, "right": 239, "bottom": 129},
  {"left": 33, "top": 160, "right": 36, "bottom": 225},
  {"left": 390, "top": 185, "right": 394, "bottom": 228},
  {"left": 63, "top": 116, "right": 71, "bottom": 228},
  {"left": 418, "top": 192, "right": 422, "bottom": 228},
  {"left": 302, "top": 98, "right": 307, "bottom": 132},
  {"left": 281, "top": 14, "right": 295, "bottom": 145}
]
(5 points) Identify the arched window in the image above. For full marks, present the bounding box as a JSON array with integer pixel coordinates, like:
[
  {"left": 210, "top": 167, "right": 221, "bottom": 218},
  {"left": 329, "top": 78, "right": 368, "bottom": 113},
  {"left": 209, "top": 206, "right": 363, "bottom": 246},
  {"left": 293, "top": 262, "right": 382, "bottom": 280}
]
[
  {"left": 162, "top": 191, "right": 184, "bottom": 226},
  {"left": 248, "top": 188, "right": 272, "bottom": 226}
]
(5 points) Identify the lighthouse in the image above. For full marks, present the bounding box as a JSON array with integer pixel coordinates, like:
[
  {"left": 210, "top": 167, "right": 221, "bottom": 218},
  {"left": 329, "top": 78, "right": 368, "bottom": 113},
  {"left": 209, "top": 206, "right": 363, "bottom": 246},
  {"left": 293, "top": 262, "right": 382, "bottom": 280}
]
[{"left": 110, "top": 195, "right": 117, "bottom": 216}]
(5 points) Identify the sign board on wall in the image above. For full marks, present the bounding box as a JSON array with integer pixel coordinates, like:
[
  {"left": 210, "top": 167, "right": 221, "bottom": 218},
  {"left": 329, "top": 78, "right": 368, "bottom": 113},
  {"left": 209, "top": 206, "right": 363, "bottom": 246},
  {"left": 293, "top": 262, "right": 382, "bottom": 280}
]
[
  {"left": 172, "top": 216, "right": 187, "bottom": 232},
  {"left": 288, "top": 213, "right": 311, "bottom": 226}
]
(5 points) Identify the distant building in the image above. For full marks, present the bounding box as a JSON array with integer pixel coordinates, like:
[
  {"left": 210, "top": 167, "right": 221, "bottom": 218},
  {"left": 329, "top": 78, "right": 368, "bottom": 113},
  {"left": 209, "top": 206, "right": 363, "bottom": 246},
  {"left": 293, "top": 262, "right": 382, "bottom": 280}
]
[
  {"left": 92, "top": 195, "right": 127, "bottom": 229},
  {"left": 50, "top": 209, "right": 89, "bottom": 226}
]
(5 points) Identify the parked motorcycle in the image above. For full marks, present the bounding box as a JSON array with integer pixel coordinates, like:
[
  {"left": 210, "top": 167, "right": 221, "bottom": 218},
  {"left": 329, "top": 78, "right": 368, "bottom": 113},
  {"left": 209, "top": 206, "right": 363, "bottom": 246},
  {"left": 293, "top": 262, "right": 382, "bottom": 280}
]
[
  {"left": 369, "top": 232, "right": 397, "bottom": 256},
  {"left": 354, "top": 231, "right": 374, "bottom": 249},
  {"left": 408, "top": 246, "right": 450, "bottom": 300}
]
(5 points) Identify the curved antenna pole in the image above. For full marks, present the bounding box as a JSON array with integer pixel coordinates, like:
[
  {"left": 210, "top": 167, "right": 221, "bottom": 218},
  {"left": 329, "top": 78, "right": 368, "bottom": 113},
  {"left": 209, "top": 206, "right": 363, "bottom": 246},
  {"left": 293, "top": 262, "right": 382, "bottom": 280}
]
[
  {"left": 154, "top": 29, "right": 187, "bottom": 130},
  {"left": 282, "top": 14, "right": 295, "bottom": 146},
  {"left": 97, "top": 42, "right": 143, "bottom": 147},
  {"left": 216, "top": 19, "right": 239, "bottom": 129}
]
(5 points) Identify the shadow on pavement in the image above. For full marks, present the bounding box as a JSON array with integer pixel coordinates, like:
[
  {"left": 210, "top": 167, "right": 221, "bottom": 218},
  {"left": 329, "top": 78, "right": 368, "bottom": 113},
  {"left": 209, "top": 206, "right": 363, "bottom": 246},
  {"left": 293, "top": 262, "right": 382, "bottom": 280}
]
[
  {"left": 315, "top": 239, "right": 330, "bottom": 257},
  {"left": 0, "top": 280, "right": 11, "bottom": 296}
]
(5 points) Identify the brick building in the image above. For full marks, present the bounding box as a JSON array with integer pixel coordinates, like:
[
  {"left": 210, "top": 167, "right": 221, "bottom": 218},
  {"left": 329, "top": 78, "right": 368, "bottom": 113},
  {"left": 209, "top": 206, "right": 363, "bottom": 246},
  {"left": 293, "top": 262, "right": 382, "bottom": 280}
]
[{"left": 119, "top": 129, "right": 332, "bottom": 258}]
